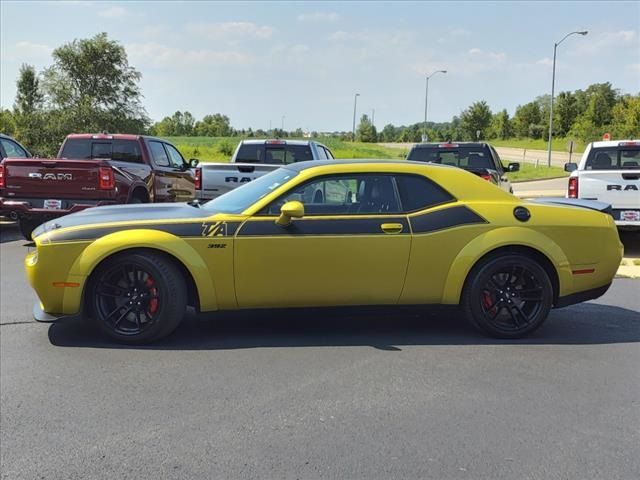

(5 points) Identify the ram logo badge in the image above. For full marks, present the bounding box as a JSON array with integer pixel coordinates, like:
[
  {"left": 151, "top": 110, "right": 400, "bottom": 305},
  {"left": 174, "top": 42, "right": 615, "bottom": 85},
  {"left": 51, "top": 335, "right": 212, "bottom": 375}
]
[
  {"left": 607, "top": 185, "right": 639, "bottom": 191},
  {"left": 225, "top": 176, "right": 253, "bottom": 183},
  {"left": 28, "top": 172, "right": 73, "bottom": 181}
]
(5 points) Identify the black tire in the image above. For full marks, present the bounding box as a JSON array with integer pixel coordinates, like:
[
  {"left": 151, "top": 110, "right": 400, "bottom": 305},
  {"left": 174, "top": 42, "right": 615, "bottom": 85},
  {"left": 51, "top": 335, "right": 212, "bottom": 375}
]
[
  {"left": 128, "top": 193, "right": 146, "bottom": 204},
  {"left": 462, "top": 253, "right": 553, "bottom": 338},
  {"left": 88, "top": 251, "right": 187, "bottom": 344},
  {"left": 19, "top": 219, "right": 41, "bottom": 240}
]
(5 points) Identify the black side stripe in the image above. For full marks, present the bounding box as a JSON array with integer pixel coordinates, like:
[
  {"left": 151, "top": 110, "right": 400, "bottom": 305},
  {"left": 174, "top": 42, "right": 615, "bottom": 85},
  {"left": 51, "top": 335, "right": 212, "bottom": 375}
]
[
  {"left": 48, "top": 221, "right": 241, "bottom": 243},
  {"left": 409, "top": 205, "right": 487, "bottom": 234},
  {"left": 237, "top": 217, "right": 410, "bottom": 237}
]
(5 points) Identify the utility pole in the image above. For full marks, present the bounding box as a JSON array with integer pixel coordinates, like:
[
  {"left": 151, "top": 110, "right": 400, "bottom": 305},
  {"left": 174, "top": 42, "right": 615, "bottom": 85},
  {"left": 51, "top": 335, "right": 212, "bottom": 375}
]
[
  {"left": 546, "top": 31, "right": 588, "bottom": 167},
  {"left": 352, "top": 93, "right": 360, "bottom": 142},
  {"left": 423, "top": 70, "right": 447, "bottom": 143}
]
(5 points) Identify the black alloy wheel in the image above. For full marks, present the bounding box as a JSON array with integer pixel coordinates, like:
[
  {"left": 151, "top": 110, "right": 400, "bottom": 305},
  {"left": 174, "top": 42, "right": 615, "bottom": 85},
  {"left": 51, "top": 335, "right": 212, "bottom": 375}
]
[
  {"left": 462, "top": 254, "right": 553, "bottom": 338},
  {"left": 90, "top": 251, "right": 186, "bottom": 344}
]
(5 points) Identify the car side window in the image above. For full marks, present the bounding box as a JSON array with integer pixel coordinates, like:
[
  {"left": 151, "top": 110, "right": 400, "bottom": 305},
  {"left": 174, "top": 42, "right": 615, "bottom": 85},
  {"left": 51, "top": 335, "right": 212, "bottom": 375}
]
[
  {"left": 112, "top": 140, "right": 144, "bottom": 164},
  {"left": 316, "top": 145, "right": 327, "bottom": 160},
  {"left": 263, "top": 174, "right": 401, "bottom": 216},
  {"left": 324, "top": 147, "right": 334, "bottom": 159},
  {"left": 0, "top": 138, "right": 29, "bottom": 158},
  {"left": 394, "top": 174, "right": 455, "bottom": 212},
  {"left": 165, "top": 143, "right": 186, "bottom": 169},
  {"left": 149, "top": 141, "right": 170, "bottom": 167},
  {"left": 490, "top": 146, "right": 505, "bottom": 173}
]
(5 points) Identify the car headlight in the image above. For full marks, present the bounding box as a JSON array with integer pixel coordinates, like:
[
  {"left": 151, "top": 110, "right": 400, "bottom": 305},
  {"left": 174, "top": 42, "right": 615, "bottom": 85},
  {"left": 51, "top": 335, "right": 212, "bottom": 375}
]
[{"left": 26, "top": 251, "right": 38, "bottom": 266}]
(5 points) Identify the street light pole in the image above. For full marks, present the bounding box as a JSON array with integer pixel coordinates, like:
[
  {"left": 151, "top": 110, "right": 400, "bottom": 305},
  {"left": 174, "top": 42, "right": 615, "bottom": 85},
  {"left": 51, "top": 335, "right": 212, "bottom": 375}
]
[
  {"left": 546, "top": 30, "right": 588, "bottom": 167},
  {"left": 281, "top": 115, "right": 285, "bottom": 132},
  {"left": 352, "top": 93, "right": 360, "bottom": 142},
  {"left": 423, "top": 70, "right": 447, "bottom": 143}
]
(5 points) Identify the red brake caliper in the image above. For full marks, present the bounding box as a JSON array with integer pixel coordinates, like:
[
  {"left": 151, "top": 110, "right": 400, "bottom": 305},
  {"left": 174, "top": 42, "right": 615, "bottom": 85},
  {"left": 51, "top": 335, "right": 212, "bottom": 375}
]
[
  {"left": 146, "top": 277, "right": 159, "bottom": 315},
  {"left": 483, "top": 291, "right": 496, "bottom": 313}
]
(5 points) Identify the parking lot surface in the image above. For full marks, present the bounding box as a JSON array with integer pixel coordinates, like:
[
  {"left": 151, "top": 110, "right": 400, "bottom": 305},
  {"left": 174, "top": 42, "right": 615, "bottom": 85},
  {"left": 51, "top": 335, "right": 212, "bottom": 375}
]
[{"left": 1, "top": 224, "right": 639, "bottom": 479}]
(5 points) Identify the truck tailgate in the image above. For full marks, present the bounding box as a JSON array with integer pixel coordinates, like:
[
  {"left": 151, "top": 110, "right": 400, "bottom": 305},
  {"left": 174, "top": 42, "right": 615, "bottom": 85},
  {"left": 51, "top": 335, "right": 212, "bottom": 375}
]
[
  {"left": 1, "top": 158, "right": 106, "bottom": 199},
  {"left": 200, "top": 163, "right": 280, "bottom": 199},
  {"left": 578, "top": 170, "right": 640, "bottom": 209}
]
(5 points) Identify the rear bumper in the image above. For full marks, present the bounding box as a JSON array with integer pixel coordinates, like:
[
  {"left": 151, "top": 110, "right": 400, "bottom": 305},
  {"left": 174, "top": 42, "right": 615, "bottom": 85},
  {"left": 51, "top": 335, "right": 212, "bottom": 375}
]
[
  {"left": 0, "top": 197, "right": 116, "bottom": 220},
  {"left": 554, "top": 283, "right": 612, "bottom": 308}
]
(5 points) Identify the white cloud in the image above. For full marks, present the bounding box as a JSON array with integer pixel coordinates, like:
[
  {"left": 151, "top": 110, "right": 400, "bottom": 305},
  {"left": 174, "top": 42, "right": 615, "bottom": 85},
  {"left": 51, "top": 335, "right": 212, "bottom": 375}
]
[
  {"left": 126, "top": 42, "right": 254, "bottom": 68},
  {"left": 536, "top": 57, "right": 553, "bottom": 67},
  {"left": 297, "top": 12, "right": 340, "bottom": 22},
  {"left": 468, "top": 48, "right": 482, "bottom": 55},
  {"left": 98, "top": 6, "right": 127, "bottom": 18},
  {"left": 187, "top": 22, "right": 274, "bottom": 40},
  {"left": 570, "top": 29, "right": 638, "bottom": 55},
  {"left": 6, "top": 41, "right": 53, "bottom": 61},
  {"left": 449, "top": 27, "right": 470, "bottom": 36},
  {"left": 142, "top": 24, "right": 168, "bottom": 38}
]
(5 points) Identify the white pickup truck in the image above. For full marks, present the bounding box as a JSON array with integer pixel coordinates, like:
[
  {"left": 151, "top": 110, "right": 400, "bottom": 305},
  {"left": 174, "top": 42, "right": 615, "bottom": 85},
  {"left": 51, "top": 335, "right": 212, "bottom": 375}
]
[
  {"left": 195, "top": 139, "right": 334, "bottom": 201},
  {"left": 565, "top": 140, "right": 640, "bottom": 230}
]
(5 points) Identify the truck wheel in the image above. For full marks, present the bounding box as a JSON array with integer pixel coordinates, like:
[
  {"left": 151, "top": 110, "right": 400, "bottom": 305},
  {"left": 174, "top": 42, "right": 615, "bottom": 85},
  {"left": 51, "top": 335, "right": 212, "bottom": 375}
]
[
  {"left": 88, "top": 251, "right": 187, "bottom": 344},
  {"left": 19, "top": 219, "right": 41, "bottom": 240},
  {"left": 461, "top": 253, "right": 553, "bottom": 338}
]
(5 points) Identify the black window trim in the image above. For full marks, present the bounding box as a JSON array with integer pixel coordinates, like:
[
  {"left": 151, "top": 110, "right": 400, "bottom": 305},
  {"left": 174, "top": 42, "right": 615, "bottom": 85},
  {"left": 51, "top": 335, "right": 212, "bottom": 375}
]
[{"left": 163, "top": 142, "right": 187, "bottom": 169}]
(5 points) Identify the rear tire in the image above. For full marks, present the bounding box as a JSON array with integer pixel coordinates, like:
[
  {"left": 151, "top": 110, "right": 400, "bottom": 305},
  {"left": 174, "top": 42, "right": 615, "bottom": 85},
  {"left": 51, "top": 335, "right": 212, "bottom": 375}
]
[
  {"left": 462, "top": 253, "right": 553, "bottom": 338},
  {"left": 19, "top": 219, "right": 41, "bottom": 240},
  {"left": 88, "top": 251, "right": 187, "bottom": 344}
]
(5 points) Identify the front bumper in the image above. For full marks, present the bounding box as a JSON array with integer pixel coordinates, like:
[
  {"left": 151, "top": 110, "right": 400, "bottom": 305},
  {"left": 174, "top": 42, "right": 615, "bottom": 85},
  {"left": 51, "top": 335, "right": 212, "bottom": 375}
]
[{"left": 33, "top": 302, "right": 82, "bottom": 323}]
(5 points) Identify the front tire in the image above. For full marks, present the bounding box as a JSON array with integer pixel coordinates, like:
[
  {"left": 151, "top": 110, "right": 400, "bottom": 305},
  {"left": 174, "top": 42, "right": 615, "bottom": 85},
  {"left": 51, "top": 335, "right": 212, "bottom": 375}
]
[
  {"left": 462, "top": 253, "right": 553, "bottom": 338},
  {"left": 88, "top": 251, "right": 187, "bottom": 344}
]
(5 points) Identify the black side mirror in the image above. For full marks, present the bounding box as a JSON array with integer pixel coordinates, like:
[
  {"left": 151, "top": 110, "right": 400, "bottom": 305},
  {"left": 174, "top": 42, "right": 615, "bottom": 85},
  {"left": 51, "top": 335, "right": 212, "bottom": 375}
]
[
  {"left": 507, "top": 162, "right": 520, "bottom": 172},
  {"left": 564, "top": 162, "right": 577, "bottom": 172},
  {"left": 189, "top": 158, "right": 199, "bottom": 168}
]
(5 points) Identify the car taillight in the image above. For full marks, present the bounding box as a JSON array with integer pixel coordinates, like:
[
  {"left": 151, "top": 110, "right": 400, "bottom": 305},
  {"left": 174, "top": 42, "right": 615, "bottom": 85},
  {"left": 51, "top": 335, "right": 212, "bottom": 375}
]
[
  {"left": 0, "top": 165, "right": 4, "bottom": 188},
  {"left": 568, "top": 177, "right": 578, "bottom": 198},
  {"left": 195, "top": 167, "right": 202, "bottom": 190},
  {"left": 99, "top": 167, "right": 115, "bottom": 190}
]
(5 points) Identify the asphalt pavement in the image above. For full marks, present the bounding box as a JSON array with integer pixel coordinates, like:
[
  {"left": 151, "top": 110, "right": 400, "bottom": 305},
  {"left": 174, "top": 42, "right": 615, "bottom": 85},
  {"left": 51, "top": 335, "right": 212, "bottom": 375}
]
[{"left": 1, "top": 225, "right": 639, "bottom": 479}]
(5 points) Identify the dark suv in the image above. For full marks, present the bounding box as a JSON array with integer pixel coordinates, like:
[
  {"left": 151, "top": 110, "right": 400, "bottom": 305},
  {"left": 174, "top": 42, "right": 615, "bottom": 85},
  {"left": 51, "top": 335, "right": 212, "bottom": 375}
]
[{"left": 407, "top": 142, "right": 519, "bottom": 193}]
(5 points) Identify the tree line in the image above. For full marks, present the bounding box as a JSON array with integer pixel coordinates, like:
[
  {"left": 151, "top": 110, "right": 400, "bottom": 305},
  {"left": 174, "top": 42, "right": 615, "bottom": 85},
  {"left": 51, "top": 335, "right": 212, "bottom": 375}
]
[{"left": 1, "top": 33, "right": 638, "bottom": 157}]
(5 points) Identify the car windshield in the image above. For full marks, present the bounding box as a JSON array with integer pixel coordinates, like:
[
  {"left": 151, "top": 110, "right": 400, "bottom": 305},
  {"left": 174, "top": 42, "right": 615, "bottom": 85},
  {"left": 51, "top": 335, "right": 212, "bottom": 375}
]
[
  {"left": 409, "top": 146, "right": 494, "bottom": 169},
  {"left": 201, "top": 168, "right": 298, "bottom": 214}
]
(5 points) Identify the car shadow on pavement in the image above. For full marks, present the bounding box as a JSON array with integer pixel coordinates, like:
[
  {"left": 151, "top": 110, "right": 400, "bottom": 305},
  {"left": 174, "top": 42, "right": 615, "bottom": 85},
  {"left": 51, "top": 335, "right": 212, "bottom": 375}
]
[
  {"left": 0, "top": 222, "right": 24, "bottom": 243},
  {"left": 47, "top": 302, "right": 640, "bottom": 350}
]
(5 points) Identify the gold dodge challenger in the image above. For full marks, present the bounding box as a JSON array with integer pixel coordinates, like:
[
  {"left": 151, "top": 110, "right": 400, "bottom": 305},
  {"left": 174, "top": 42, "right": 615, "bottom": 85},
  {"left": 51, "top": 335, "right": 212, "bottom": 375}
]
[{"left": 26, "top": 160, "right": 623, "bottom": 343}]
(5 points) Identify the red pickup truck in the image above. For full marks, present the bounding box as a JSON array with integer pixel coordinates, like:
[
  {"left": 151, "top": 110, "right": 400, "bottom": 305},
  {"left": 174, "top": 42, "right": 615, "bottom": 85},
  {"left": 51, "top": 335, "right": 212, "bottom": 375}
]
[{"left": 0, "top": 133, "right": 198, "bottom": 239}]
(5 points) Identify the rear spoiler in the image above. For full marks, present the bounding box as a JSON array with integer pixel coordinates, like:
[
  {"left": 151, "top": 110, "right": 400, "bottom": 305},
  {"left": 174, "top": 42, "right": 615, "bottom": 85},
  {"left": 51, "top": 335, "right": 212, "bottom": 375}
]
[{"left": 531, "top": 197, "right": 613, "bottom": 216}]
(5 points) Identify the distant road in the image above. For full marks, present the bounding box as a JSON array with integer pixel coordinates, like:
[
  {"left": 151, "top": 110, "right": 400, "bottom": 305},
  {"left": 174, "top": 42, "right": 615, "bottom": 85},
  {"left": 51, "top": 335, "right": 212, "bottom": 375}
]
[{"left": 378, "top": 143, "right": 578, "bottom": 167}]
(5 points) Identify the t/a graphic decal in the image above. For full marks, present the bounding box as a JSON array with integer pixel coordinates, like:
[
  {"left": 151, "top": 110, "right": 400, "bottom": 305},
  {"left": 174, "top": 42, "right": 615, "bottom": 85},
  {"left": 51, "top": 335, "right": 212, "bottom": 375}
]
[{"left": 201, "top": 221, "right": 228, "bottom": 237}]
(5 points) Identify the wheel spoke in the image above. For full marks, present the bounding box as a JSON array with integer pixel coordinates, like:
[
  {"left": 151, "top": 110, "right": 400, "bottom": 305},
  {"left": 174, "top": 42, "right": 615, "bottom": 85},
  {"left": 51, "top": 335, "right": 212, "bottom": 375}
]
[
  {"left": 113, "top": 307, "right": 133, "bottom": 327},
  {"left": 512, "top": 303, "right": 531, "bottom": 325},
  {"left": 506, "top": 305, "right": 522, "bottom": 327},
  {"left": 487, "top": 277, "right": 502, "bottom": 293},
  {"left": 488, "top": 303, "right": 504, "bottom": 320}
]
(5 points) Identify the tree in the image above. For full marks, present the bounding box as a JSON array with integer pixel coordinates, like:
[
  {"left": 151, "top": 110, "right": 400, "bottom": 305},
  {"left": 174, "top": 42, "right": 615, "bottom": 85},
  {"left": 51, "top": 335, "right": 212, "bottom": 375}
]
[
  {"left": 379, "top": 124, "right": 398, "bottom": 142},
  {"left": 194, "top": 113, "right": 232, "bottom": 137},
  {"left": 356, "top": 114, "right": 377, "bottom": 142},
  {"left": 610, "top": 95, "right": 640, "bottom": 139},
  {"left": 0, "top": 109, "right": 16, "bottom": 136},
  {"left": 513, "top": 101, "right": 541, "bottom": 138},
  {"left": 42, "top": 32, "right": 149, "bottom": 134},
  {"left": 490, "top": 109, "right": 512, "bottom": 140},
  {"left": 460, "top": 100, "right": 492, "bottom": 140},
  {"left": 14, "top": 64, "right": 43, "bottom": 116},
  {"left": 554, "top": 92, "right": 577, "bottom": 137}
]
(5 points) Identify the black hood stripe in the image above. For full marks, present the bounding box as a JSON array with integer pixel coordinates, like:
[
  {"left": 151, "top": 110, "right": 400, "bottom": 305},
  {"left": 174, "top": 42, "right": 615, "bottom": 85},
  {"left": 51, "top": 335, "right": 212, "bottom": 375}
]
[{"left": 48, "top": 221, "right": 241, "bottom": 242}]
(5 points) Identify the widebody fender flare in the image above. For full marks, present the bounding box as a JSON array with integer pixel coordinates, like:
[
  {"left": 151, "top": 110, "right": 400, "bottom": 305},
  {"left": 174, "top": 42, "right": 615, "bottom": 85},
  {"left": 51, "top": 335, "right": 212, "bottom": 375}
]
[
  {"left": 66, "top": 229, "right": 217, "bottom": 312},
  {"left": 441, "top": 226, "right": 573, "bottom": 304}
]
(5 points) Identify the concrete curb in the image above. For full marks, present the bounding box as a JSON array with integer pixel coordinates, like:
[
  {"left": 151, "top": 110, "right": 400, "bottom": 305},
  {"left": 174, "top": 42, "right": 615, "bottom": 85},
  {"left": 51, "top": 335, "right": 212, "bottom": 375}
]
[{"left": 511, "top": 175, "right": 569, "bottom": 184}]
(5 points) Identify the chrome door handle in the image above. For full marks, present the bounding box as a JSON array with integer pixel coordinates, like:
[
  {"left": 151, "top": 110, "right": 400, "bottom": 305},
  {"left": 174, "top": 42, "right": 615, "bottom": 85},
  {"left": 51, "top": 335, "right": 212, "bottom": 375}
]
[{"left": 380, "top": 223, "right": 403, "bottom": 234}]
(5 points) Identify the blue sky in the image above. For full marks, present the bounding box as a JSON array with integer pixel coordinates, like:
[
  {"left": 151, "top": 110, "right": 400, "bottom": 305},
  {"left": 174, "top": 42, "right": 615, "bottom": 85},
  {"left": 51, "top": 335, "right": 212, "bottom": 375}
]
[{"left": 1, "top": 1, "right": 639, "bottom": 132}]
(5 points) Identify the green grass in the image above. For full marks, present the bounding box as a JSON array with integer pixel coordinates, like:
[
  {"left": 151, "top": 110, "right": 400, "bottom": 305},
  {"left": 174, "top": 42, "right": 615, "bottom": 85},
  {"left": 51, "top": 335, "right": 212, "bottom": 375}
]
[
  {"left": 505, "top": 163, "right": 568, "bottom": 182},
  {"left": 490, "top": 137, "right": 585, "bottom": 153},
  {"left": 167, "top": 136, "right": 566, "bottom": 181}
]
